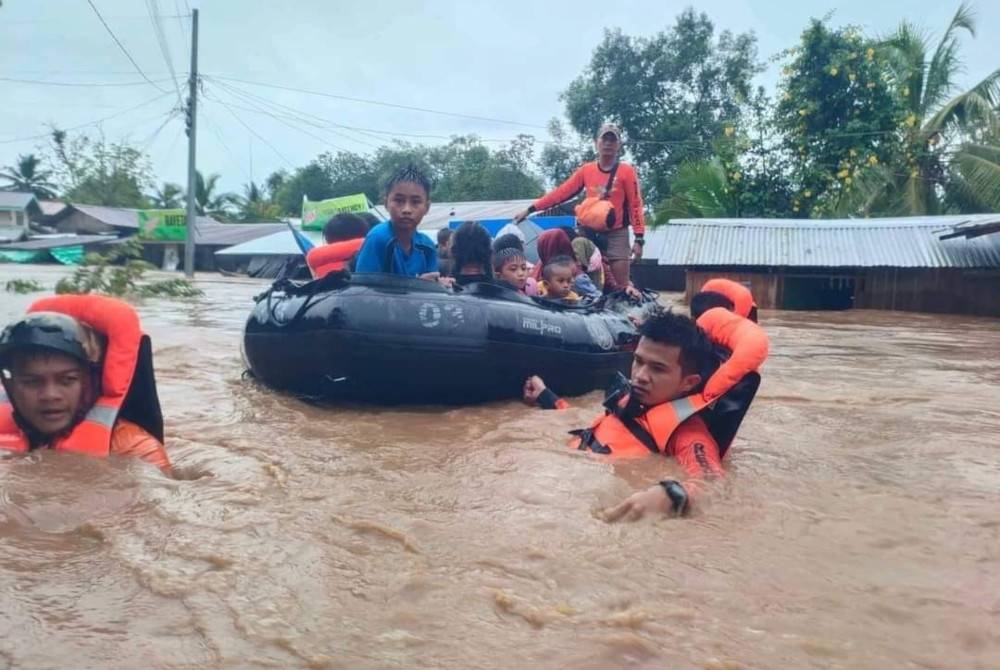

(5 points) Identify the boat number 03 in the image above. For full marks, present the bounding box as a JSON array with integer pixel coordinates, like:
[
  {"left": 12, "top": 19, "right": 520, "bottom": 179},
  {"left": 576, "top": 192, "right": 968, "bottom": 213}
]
[{"left": 418, "top": 302, "right": 464, "bottom": 329}]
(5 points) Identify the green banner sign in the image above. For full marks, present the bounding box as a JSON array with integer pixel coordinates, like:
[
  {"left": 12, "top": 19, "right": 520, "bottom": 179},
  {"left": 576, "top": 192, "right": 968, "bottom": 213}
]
[
  {"left": 138, "top": 209, "right": 187, "bottom": 241},
  {"left": 301, "top": 194, "right": 369, "bottom": 231}
]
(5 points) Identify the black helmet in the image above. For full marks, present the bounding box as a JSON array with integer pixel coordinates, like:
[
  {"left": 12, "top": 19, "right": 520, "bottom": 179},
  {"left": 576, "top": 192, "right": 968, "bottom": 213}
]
[{"left": 0, "top": 312, "right": 105, "bottom": 370}]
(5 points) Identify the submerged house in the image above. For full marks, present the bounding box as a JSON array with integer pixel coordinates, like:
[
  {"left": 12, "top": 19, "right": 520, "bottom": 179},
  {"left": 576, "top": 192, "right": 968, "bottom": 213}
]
[
  {"left": 0, "top": 192, "right": 42, "bottom": 243},
  {"left": 646, "top": 215, "right": 1000, "bottom": 317}
]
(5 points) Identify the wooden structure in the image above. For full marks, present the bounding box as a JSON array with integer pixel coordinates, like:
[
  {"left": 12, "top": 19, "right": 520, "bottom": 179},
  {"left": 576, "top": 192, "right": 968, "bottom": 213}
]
[{"left": 649, "top": 216, "right": 1000, "bottom": 317}]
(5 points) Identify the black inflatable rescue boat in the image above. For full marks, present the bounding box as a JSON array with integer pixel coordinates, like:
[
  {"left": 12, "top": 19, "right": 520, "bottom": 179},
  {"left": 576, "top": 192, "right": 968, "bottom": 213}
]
[{"left": 243, "top": 273, "right": 642, "bottom": 404}]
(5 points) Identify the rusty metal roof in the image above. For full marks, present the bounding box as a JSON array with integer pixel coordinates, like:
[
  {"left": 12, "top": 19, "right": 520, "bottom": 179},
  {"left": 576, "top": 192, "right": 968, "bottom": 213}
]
[{"left": 647, "top": 215, "right": 1000, "bottom": 268}]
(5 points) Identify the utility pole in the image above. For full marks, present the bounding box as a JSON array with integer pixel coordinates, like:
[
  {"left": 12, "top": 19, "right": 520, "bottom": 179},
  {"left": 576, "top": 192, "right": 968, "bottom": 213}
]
[{"left": 183, "top": 8, "right": 199, "bottom": 277}]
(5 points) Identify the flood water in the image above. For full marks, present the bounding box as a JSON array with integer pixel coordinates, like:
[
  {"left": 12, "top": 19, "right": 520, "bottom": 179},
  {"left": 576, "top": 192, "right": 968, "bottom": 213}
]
[{"left": 1, "top": 264, "right": 998, "bottom": 670}]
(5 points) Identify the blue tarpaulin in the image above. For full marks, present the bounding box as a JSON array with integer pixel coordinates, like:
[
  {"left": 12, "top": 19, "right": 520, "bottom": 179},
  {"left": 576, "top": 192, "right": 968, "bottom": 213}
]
[{"left": 448, "top": 216, "right": 575, "bottom": 236}]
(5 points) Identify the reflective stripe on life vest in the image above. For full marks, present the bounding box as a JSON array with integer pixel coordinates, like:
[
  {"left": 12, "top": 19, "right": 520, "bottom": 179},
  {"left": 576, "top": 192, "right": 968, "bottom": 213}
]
[
  {"left": 0, "top": 295, "right": 144, "bottom": 457},
  {"left": 570, "top": 306, "right": 768, "bottom": 460}
]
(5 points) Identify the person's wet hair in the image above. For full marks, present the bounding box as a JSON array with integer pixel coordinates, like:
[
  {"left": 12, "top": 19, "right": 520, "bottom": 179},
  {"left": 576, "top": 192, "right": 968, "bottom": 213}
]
[
  {"left": 639, "top": 307, "right": 716, "bottom": 379},
  {"left": 491, "top": 233, "right": 525, "bottom": 270},
  {"left": 690, "top": 290, "right": 735, "bottom": 320},
  {"left": 542, "top": 255, "right": 575, "bottom": 281},
  {"left": 382, "top": 164, "right": 432, "bottom": 199},
  {"left": 322, "top": 213, "right": 370, "bottom": 244},
  {"left": 450, "top": 221, "right": 493, "bottom": 276}
]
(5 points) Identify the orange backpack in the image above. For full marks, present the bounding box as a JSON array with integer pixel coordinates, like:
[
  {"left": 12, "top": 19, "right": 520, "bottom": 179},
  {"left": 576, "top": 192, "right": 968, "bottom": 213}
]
[{"left": 575, "top": 162, "right": 619, "bottom": 231}]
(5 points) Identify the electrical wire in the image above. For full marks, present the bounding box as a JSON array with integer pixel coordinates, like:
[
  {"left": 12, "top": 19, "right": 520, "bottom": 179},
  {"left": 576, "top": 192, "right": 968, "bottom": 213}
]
[
  {"left": 0, "top": 76, "right": 178, "bottom": 88},
  {"left": 146, "top": 0, "right": 184, "bottom": 104},
  {"left": 85, "top": 0, "right": 169, "bottom": 93},
  {"left": 0, "top": 92, "right": 174, "bottom": 144},
  {"left": 207, "top": 74, "right": 548, "bottom": 130}
]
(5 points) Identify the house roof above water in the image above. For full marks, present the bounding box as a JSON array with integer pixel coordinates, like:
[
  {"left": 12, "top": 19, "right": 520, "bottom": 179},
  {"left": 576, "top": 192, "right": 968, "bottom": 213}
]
[{"left": 645, "top": 214, "right": 1000, "bottom": 269}]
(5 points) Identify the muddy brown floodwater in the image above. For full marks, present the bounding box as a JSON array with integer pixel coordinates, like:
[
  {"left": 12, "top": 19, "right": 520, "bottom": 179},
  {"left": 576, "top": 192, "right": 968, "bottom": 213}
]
[{"left": 0, "top": 264, "right": 998, "bottom": 670}]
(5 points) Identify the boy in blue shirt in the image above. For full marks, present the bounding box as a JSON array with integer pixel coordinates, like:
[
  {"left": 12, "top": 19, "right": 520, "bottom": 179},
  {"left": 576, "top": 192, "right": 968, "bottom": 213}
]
[{"left": 354, "top": 165, "right": 440, "bottom": 279}]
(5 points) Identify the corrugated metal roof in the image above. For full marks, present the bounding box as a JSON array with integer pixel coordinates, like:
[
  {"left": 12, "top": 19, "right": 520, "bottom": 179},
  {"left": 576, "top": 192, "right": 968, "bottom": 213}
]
[
  {"left": 70, "top": 204, "right": 224, "bottom": 231},
  {"left": 653, "top": 216, "right": 1000, "bottom": 268},
  {"left": 192, "top": 222, "right": 286, "bottom": 246},
  {"left": 39, "top": 200, "right": 70, "bottom": 218},
  {"left": 70, "top": 204, "right": 142, "bottom": 229},
  {"left": 215, "top": 228, "right": 324, "bottom": 256},
  {"left": 937, "top": 215, "right": 1000, "bottom": 240},
  {"left": 0, "top": 192, "right": 38, "bottom": 211},
  {"left": 0, "top": 235, "right": 116, "bottom": 251}
]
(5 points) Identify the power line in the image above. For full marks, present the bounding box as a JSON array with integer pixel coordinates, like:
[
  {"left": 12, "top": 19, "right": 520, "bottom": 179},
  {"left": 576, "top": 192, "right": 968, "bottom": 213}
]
[
  {"left": 208, "top": 74, "right": 549, "bottom": 130},
  {"left": 0, "top": 92, "right": 174, "bottom": 144},
  {"left": 173, "top": 0, "right": 191, "bottom": 56},
  {"left": 146, "top": 0, "right": 184, "bottom": 104},
  {"left": 200, "top": 107, "right": 253, "bottom": 182},
  {"left": 85, "top": 0, "right": 169, "bottom": 93},
  {"left": 209, "top": 95, "right": 297, "bottom": 169},
  {"left": 205, "top": 76, "right": 548, "bottom": 149},
  {"left": 0, "top": 76, "right": 179, "bottom": 88},
  {"left": 204, "top": 78, "right": 376, "bottom": 150},
  {"left": 137, "top": 109, "right": 180, "bottom": 154}
]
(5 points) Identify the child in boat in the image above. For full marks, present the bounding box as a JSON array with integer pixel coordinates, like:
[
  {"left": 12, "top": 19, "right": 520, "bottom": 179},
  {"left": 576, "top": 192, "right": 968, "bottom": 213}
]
[
  {"left": 354, "top": 164, "right": 440, "bottom": 281},
  {"left": 537, "top": 256, "right": 581, "bottom": 304},
  {"left": 492, "top": 233, "right": 535, "bottom": 294},
  {"left": 305, "top": 212, "right": 370, "bottom": 279},
  {"left": 450, "top": 221, "right": 494, "bottom": 286}
]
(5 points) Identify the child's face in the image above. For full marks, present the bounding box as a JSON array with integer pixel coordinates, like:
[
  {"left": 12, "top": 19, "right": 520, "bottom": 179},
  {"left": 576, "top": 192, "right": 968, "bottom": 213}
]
[
  {"left": 385, "top": 182, "right": 430, "bottom": 234},
  {"left": 546, "top": 265, "right": 574, "bottom": 299},
  {"left": 498, "top": 258, "right": 528, "bottom": 289}
]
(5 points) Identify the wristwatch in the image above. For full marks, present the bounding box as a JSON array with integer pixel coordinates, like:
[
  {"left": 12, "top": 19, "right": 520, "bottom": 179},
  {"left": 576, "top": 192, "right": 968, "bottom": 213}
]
[
  {"left": 634, "top": 235, "right": 645, "bottom": 246},
  {"left": 658, "top": 480, "right": 688, "bottom": 516}
]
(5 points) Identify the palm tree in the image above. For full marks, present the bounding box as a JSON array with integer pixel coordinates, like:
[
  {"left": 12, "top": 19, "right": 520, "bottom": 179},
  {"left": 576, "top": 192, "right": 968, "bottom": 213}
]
[
  {"left": 234, "top": 181, "right": 280, "bottom": 221},
  {"left": 0, "top": 154, "right": 58, "bottom": 199},
  {"left": 150, "top": 182, "right": 184, "bottom": 209},
  {"left": 654, "top": 159, "right": 739, "bottom": 222},
  {"left": 194, "top": 171, "right": 237, "bottom": 220},
  {"left": 876, "top": 4, "right": 1000, "bottom": 214}
]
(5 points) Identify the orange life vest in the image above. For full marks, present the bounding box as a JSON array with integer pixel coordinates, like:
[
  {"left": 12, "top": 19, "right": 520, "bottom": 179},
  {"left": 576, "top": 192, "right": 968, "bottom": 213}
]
[
  {"left": 570, "top": 308, "right": 769, "bottom": 460},
  {"left": 0, "top": 295, "right": 143, "bottom": 457},
  {"left": 701, "top": 278, "right": 757, "bottom": 320},
  {"left": 305, "top": 238, "right": 365, "bottom": 279}
]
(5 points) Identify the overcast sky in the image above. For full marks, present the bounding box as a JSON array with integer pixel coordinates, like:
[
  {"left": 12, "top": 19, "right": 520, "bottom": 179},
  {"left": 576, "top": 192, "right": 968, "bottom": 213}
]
[{"left": 2, "top": 0, "right": 997, "bottom": 196}]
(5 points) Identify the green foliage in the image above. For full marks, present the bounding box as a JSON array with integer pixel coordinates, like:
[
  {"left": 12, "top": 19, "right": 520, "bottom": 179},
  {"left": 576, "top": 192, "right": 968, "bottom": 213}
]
[
  {"left": 878, "top": 3, "right": 1000, "bottom": 215},
  {"left": 5, "top": 279, "right": 46, "bottom": 294},
  {"left": 48, "top": 129, "right": 153, "bottom": 208},
  {"left": 538, "top": 119, "right": 590, "bottom": 186},
  {"left": 234, "top": 181, "right": 282, "bottom": 221},
  {"left": 775, "top": 20, "right": 905, "bottom": 216},
  {"left": 195, "top": 171, "right": 237, "bottom": 220},
  {"left": 149, "top": 182, "right": 184, "bottom": 209},
  {"left": 560, "top": 9, "right": 764, "bottom": 201},
  {"left": 55, "top": 238, "right": 202, "bottom": 299},
  {"left": 0, "top": 154, "right": 58, "bottom": 198},
  {"left": 271, "top": 135, "right": 544, "bottom": 215}
]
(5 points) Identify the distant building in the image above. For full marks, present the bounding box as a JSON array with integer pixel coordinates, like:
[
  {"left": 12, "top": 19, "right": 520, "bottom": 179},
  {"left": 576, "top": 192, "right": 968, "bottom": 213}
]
[
  {"left": 19, "top": 202, "right": 283, "bottom": 271},
  {"left": 645, "top": 215, "right": 1000, "bottom": 317},
  {"left": 0, "top": 192, "right": 42, "bottom": 243}
]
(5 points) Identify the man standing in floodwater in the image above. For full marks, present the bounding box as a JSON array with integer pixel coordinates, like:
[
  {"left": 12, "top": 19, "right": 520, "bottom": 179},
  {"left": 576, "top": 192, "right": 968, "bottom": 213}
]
[
  {"left": 524, "top": 302, "right": 768, "bottom": 520},
  {"left": 0, "top": 295, "right": 171, "bottom": 473}
]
